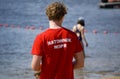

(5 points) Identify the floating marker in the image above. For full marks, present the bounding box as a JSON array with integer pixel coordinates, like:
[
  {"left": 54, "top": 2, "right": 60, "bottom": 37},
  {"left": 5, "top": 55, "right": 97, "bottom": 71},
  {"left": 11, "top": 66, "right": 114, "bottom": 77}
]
[
  {"left": 103, "top": 31, "right": 108, "bottom": 34},
  {"left": 93, "top": 30, "right": 97, "bottom": 34},
  {"left": 11, "top": 24, "right": 15, "bottom": 28},
  {"left": 25, "top": 26, "right": 30, "bottom": 29},
  {"left": 0, "top": 24, "right": 3, "bottom": 27},
  {"left": 4, "top": 24, "right": 9, "bottom": 27},
  {"left": 39, "top": 26, "right": 43, "bottom": 30},
  {"left": 30, "top": 26, "right": 35, "bottom": 30}
]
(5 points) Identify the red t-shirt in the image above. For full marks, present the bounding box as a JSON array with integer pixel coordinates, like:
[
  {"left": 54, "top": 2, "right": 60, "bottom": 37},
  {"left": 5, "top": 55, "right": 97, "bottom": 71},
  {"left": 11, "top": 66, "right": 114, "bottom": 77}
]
[{"left": 31, "top": 27, "right": 83, "bottom": 79}]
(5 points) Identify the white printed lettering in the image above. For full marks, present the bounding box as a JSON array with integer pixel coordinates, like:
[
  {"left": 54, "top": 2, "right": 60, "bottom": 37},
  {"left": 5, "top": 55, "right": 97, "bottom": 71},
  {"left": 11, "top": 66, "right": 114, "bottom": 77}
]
[
  {"left": 47, "top": 38, "right": 71, "bottom": 45},
  {"left": 54, "top": 44, "right": 67, "bottom": 49}
]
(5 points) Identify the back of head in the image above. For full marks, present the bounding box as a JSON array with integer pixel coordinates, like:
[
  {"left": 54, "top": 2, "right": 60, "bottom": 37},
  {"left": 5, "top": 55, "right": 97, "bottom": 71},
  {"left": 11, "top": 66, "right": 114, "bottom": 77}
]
[
  {"left": 77, "top": 17, "right": 85, "bottom": 26},
  {"left": 46, "top": 1, "right": 67, "bottom": 21}
]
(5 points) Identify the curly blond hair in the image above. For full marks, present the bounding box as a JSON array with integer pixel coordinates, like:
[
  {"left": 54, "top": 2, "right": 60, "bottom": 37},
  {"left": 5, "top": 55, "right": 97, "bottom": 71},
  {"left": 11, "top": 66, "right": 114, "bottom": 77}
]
[{"left": 46, "top": 2, "right": 67, "bottom": 21}]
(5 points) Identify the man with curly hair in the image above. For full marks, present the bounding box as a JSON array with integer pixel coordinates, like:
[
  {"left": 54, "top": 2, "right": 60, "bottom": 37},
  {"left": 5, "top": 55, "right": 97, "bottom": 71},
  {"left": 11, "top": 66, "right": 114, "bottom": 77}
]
[{"left": 31, "top": 1, "right": 84, "bottom": 79}]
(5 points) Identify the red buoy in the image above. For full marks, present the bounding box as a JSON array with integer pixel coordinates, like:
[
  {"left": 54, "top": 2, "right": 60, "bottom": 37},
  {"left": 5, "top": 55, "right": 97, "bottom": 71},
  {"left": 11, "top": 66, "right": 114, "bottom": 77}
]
[
  {"left": 103, "top": 31, "right": 108, "bottom": 34},
  {"left": 93, "top": 30, "right": 97, "bottom": 34}
]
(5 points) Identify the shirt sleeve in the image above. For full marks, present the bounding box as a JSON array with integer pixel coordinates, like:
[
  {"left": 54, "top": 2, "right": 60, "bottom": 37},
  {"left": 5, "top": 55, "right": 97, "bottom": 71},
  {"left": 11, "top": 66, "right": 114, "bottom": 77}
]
[{"left": 31, "top": 34, "right": 43, "bottom": 56}]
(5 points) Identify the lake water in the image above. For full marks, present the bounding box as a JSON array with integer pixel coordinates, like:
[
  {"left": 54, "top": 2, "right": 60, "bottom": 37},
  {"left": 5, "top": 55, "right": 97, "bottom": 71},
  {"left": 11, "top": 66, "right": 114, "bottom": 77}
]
[{"left": 0, "top": 0, "right": 120, "bottom": 79}]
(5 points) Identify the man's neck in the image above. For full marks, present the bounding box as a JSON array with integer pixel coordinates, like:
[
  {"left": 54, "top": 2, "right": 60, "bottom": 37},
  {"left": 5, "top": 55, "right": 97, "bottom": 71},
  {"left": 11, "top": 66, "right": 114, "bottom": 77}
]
[{"left": 49, "top": 20, "right": 62, "bottom": 29}]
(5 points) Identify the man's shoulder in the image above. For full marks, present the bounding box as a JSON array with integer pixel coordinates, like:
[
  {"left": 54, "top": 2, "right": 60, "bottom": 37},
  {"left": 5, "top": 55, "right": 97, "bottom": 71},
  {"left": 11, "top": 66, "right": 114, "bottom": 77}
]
[
  {"left": 37, "top": 27, "right": 76, "bottom": 37},
  {"left": 37, "top": 29, "right": 49, "bottom": 35}
]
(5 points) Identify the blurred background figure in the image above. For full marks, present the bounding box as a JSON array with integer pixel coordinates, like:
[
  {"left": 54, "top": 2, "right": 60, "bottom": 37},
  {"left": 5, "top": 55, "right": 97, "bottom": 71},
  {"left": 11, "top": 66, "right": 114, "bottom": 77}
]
[{"left": 72, "top": 17, "right": 88, "bottom": 58}]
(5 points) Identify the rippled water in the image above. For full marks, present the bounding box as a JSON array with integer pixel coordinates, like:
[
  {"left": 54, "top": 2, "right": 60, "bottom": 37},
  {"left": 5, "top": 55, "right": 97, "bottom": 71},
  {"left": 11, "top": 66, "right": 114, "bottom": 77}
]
[{"left": 0, "top": 0, "right": 120, "bottom": 79}]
